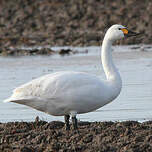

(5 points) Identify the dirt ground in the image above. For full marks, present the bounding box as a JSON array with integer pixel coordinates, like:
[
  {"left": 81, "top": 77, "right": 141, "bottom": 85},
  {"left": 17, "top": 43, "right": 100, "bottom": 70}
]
[
  {"left": 0, "top": 120, "right": 152, "bottom": 152},
  {"left": 0, "top": 0, "right": 151, "bottom": 55}
]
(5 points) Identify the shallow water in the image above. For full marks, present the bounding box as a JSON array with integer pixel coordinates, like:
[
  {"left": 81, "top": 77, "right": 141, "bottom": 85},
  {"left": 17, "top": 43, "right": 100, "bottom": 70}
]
[{"left": 0, "top": 45, "right": 152, "bottom": 122}]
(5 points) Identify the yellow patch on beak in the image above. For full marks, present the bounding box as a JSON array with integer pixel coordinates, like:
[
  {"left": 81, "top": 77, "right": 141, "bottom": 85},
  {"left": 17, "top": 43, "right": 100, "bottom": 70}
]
[{"left": 121, "top": 28, "right": 128, "bottom": 34}]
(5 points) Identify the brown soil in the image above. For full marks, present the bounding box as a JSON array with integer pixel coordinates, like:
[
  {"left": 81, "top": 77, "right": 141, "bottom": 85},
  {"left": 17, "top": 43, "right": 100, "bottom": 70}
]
[
  {"left": 0, "top": 0, "right": 151, "bottom": 55},
  {"left": 0, "top": 120, "right": 152, "bottom": 152}
]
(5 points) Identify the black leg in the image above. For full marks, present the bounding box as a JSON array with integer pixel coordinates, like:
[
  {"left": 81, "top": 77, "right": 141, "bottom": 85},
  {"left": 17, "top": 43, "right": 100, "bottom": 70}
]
[
  {"left": 64, "top": 115, "right": 70, "bottom": 130},
  {"left": 72, "top": 116, "right": 78, "bottom": 130}
]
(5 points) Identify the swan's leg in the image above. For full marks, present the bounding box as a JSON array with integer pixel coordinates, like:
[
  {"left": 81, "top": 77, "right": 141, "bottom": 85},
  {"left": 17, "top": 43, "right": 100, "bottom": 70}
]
[
  {"left": 64, "top": 115, "right": 70, "bottom": 130},
  {"left": 72, "top": 116, "right": 78, "bottom": 129},
  {"left": 70, "top": 111, "right": 78, "bottom": 129}
]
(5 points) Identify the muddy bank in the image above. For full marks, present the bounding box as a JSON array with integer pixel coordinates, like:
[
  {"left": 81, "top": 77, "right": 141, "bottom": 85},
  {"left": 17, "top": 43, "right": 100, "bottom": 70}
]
[
  {"left": 0, "top": 0, "right": 150, "bottom": 55},
  {"left": 0, "top": 47, "right": 77, "bottom": 56},
  {"left": 0, "top": 120, "right": 152, "bottom": 152}
]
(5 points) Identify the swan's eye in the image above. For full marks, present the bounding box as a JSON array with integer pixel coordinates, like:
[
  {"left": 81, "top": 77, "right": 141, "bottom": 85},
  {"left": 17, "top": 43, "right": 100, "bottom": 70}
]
[{"left": 118, "top": 28, "right": 121, "bottom": 30}]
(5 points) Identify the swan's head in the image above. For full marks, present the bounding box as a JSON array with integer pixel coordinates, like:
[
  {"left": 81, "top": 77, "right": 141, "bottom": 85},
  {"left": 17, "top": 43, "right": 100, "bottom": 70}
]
[{"left": 105, "top": 24, "right": 140, "bottom": 42}]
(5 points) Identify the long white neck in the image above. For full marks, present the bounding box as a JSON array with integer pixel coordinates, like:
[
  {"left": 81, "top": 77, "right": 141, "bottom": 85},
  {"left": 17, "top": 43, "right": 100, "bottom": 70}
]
[{"left": 101, "top": 36, "right": 122, "bottom": 93}]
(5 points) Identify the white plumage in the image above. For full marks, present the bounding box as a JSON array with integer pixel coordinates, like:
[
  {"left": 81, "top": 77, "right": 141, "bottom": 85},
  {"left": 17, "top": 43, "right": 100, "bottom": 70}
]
[{"left": 4, "top": 24, "right": 139, "bottom": 129}]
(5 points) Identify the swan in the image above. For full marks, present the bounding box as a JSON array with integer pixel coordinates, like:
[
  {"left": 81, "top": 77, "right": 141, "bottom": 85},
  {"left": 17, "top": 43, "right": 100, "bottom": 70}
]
[{"left": 4, "top": 24, "right": 140, "bottom": 130}]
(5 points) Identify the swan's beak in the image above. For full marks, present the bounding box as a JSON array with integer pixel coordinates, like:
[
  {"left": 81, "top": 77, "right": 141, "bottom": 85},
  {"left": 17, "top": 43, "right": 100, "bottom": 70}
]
[{"left": 121, "top": 28, "right": 142, "bottom": 37}]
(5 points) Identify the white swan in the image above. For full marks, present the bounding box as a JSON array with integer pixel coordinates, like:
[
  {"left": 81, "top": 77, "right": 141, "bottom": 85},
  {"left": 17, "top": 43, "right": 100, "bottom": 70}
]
[{"left": 4, "top": 24, "right": 140, "bottom": 130}]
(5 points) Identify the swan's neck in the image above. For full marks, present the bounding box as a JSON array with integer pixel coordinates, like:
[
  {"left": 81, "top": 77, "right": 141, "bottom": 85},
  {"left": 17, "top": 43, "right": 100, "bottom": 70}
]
[{"left": 101, "top": 37, "right": 122, "bottom": 91}]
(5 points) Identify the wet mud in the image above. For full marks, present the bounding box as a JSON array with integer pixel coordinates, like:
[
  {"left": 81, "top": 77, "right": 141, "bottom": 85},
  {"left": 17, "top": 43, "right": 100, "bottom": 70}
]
[{"left": 0, "top": 120, "right": 152, "bottom": 152}]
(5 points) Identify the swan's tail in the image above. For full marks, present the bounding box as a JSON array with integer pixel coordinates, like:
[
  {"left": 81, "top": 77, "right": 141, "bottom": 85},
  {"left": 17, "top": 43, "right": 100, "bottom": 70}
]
[
  {"left": 3, "top": 96, "right": 25, "bottom": 103},
  {"left": 3, "top": 96, "right": 42, "bottom": 104},
  {"left": 3, "top": 97, "right": 13, "bottom": 103},
  {"left": 3, "top": 96, "right": 49, "bottom": 111}
]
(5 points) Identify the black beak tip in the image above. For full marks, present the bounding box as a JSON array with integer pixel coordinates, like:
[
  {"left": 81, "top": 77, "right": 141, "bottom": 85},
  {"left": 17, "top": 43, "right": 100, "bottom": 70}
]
[{"left": 126, "top": 31, "right": 143, "bottom": 37}]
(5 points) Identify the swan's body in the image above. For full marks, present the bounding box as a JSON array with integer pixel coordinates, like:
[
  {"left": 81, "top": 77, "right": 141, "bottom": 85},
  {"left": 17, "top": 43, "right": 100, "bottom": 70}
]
[
  {"left": 5, "top": 71, "right": 120, "bottom": 116},
  {"left": 4, "top": 25, "right": 139, "bottom": 129}
]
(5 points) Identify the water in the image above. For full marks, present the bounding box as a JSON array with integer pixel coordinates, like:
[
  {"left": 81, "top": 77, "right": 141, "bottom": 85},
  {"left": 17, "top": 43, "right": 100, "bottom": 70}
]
[{"left": 0, "top": 45, "right": 152, "bottom": 122}]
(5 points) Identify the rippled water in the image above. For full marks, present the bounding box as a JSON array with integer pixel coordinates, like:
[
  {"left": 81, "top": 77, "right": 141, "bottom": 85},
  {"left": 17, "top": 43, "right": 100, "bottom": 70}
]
[{"left": 0, "top": 45, "right": 152, "bottom": 122}]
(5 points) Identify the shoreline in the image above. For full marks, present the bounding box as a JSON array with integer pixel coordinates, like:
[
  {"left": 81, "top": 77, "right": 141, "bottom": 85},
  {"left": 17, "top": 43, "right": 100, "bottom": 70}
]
[{"left": 1, "top": 44, "right": 152, "bottom": 56}]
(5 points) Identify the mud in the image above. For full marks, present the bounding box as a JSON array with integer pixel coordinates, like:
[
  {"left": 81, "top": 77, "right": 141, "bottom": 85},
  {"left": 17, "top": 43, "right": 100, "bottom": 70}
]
[
  {"left": 0, "top": 0, "right": 150, "bottom": 55},
  {"left": 0, "top": 119, "right": 152, "bottom": 152}
]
